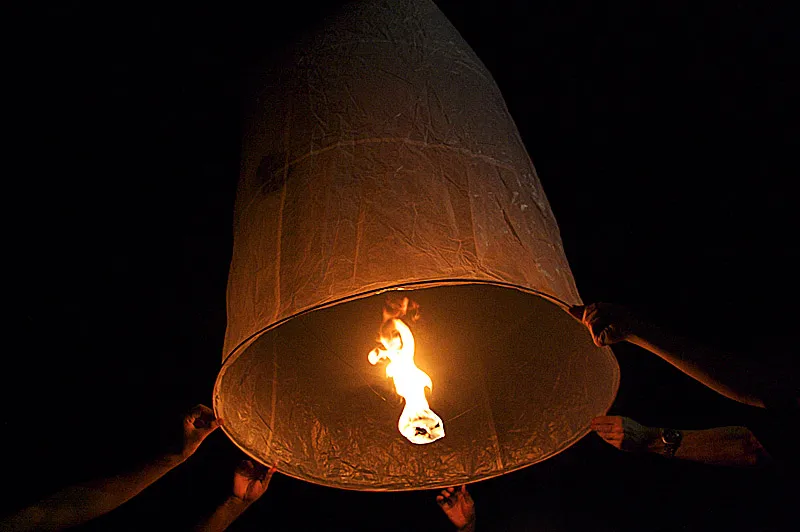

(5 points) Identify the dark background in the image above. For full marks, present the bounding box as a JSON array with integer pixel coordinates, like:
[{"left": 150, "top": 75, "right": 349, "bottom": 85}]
[{"left": 6, "top": 1, "right": 797, "bottom": 530}]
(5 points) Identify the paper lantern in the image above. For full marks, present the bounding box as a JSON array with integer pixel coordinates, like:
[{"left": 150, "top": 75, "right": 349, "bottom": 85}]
[{"left": 213, "top": 0, "right": 618, "bottom": 491}]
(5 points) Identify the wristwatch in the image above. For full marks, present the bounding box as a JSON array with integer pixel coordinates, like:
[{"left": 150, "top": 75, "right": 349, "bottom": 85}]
[{"left": 660, "top": 427, "right": 683, "bottom": 458}]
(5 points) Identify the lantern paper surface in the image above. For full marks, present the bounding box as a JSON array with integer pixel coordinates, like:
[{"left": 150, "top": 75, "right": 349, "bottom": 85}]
[{"left": 214, "top": 0, "right": 619, "bottom": 491}]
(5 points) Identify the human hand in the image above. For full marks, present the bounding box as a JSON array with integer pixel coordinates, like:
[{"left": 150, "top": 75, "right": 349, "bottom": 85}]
[
  {"left": 568, "top": 302, "right": 641, "bottom": 346},
  {"left": 233, "top": 460, "right": 277, "bottom": 504},
  {"left": 182, "top": 404, "right": 222, "bottom": 459},
  {"left": 436, "top": 485, "right": 476, "bottom": 530},
  {"left": 591, "top": 416, "right": 661, "bottom": 453}
]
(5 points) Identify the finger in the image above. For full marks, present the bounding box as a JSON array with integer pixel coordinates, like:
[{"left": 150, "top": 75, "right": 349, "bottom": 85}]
[
  {"left": 588, "top": 322, "right": 611, "bottom": 347},
  {"left": 187, "top": 405, "right": 216, "bottom": 428},
  {"left": 583, "top": 303, "right": 601, "bottom": 325},
  {"left": 568, "top": 305, "right": 585, "bottom": 322},
  {"left": 591, "top": 417, "right": 622, "bottom": 431},
  {"left": 236, "top": 459, "right": 255, "bottom": 477},
  {"left": 597, "top": 432, "right": 625, "bottom": 442},
  {"left": 596, "top": 428, "right": 623, "bottom": 437},
  {"left": 193, "top": 421, "right": 221, "bottom": 443},
  {"left": 592, "top": 416, "right": 622, "bottom": 424},
  {"left": 598, "top": 324, "right": 622, "bottom": 346},
  {"left": 593, "top": 431, "right": 621, "bottom": 442},
  {"left": 596, "top": 328, "right": 611, "bottom": 346},
  {"left": 593, "top": 424, "right": 624, "bottom": 433},
  {"left": 261, "top": 465, "right": 277, "bottom": 489},
  {"left": 591, "top": 426, "right": 618, "bottom": 435},
  {"left": 597, "top": 437, "right": 623, "bottom": 449},
  {"left": 188, "top": 404, "right": 213, "bottom": 419},
  {"left": 198, "top": 408, "right": 217, "bottom": 426},
  {"left": 185, "top": 404, "right": 204, "bottom": 424},
  {"left": 250, "top": 463, "right": 270, "bottom": 481},
  {"left": 585, "top": 309, "right": 610, "bottom": 330}
]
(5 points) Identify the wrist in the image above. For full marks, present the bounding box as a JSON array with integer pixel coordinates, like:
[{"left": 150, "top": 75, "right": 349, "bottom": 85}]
[
  {"left": 179, "top": 441, "right": 201, "bottom": 461},
  {"left": 626, "top": 320, "right": 651, "bottom": 344},
  {"left": 161, "top": 452, "right": 188, "bottom": 468},
  {"left": 458, "top": 515, "right": 476, "bottom": 531},
  {"left": 627, "top": 318, "right": 667, "bottom": 346},
  {"left": 640, "top": 427, "right": 665, "bottom": 453},
  {"left": 227, "top": 494, "right": 253, "bottom": 509},
  {"left": 646, "top": 427, "right": 683, "bottom": 458}
]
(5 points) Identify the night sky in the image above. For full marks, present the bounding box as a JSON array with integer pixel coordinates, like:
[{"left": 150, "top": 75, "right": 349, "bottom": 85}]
[{"left": 7, "top": 1, "right": 798, "bottom": 530}]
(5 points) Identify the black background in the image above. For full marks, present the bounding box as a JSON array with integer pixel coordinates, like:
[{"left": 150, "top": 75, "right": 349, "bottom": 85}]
[{"left": 6, "top": 1, "right": 798, "bottom": 530}]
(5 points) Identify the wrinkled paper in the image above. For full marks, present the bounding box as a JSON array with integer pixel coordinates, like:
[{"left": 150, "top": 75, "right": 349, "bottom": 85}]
[{"left": 214, "top": 0, "right": 619, "bottom": 491}]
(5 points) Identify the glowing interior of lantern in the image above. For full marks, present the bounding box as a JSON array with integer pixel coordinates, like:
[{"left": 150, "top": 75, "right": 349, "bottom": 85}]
[{"left": 368, "top": 300, "right": 445, "bottom": 444}]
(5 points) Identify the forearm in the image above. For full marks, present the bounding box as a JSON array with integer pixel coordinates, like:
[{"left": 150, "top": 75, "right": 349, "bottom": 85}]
[
  {"left": 4, "top": 453, "right": 186, "bottom": 531},
  {"left": 651, "top": 426, "right": 771, "bottom": 467},
  {"left": 194, "top": 496, "right": 252, "bottom": 532},
  {"left": 629, "top": 323, "right": 767, "bottom": 408}
]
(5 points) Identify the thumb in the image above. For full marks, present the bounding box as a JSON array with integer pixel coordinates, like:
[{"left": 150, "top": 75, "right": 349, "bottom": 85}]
[
  {"left": 596, "top": 328, "right": 611, "bottom": 346},
  {"left": 199, "top": 420, "right": 221, "bottom": 438},
  {"left": 263, "top": 464, "right": 278, "bottom": 486},
  {"left": 568, "top": 305, "right": 586, "bottom": 322}
]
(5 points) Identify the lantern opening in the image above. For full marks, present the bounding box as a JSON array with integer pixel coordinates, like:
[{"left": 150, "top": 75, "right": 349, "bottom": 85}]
[{"left": 214, "top": 283, "right": 618, "bottom": 491}]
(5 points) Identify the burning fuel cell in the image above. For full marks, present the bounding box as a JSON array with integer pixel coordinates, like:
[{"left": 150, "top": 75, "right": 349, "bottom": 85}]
[
  {"left": 213, "top": 0, "right": 619, "bottom": 491},
  {"left": 368, "top": 297, "right": 445, "bottom": 444}
]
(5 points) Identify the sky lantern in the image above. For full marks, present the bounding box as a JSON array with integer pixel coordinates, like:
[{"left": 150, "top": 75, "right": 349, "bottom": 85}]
[{"left": 213, "top": 0, "right": 619, "bottom": 491}]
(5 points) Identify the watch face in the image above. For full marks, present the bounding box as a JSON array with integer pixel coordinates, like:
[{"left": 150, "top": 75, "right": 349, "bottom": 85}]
[{"left": 662, "top": 428, "right": 682, "bottom": 445}]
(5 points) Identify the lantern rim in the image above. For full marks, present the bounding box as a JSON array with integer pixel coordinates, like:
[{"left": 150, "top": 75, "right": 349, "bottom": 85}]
[{"left": 212, "top": 280, "right": 620, "bottom": 491}]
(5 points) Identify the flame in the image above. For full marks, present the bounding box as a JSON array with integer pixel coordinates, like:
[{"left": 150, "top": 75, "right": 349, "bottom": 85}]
[{"left": 368, "top": 297, "right": 445, "bottom": 444}]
